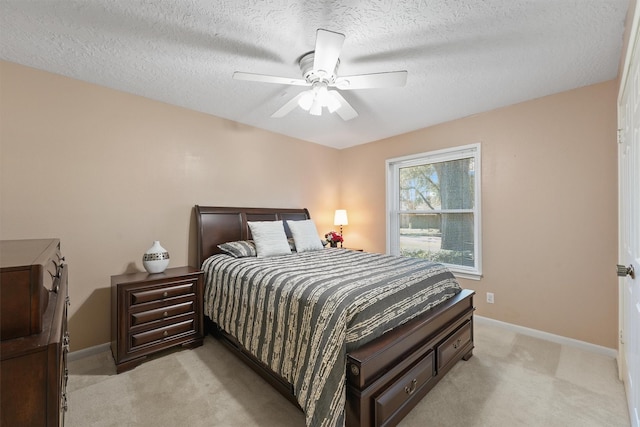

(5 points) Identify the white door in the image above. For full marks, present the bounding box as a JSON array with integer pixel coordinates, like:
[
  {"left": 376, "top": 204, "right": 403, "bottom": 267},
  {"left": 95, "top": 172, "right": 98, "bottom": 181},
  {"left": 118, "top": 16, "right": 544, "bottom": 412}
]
[{"left": 619, "top": 6, "right": 640, "bottom": 427}]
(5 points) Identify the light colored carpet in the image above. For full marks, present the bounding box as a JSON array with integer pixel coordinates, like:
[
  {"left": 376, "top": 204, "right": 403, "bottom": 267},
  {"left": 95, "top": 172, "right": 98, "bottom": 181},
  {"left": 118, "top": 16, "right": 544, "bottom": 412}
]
[{"left": 66, "top": 322, "right": 630, "bottom": 426}]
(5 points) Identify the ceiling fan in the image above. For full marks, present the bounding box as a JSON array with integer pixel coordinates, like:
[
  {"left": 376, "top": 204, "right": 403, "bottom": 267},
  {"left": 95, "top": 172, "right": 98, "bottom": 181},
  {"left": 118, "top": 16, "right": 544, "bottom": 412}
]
[{"left": 233, "top": 29, "right": 408, "bottom": 121}]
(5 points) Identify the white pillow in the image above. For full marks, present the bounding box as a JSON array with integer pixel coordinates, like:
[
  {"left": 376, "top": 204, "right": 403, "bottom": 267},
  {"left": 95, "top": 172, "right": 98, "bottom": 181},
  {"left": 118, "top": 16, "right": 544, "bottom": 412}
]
[
  {"left": 287, "top": 219, "right": 324, "bottom": 253},
  {"left": 247, "top": 220, "right": 292, "bottom": 257}
]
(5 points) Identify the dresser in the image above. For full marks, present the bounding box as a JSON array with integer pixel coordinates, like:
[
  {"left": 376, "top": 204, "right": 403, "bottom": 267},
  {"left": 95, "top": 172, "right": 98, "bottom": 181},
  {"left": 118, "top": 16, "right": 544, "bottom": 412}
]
[
  {"left": 111, "top": 266, "right": 204, "bottom": 373},
  {"left": 0, "top": 239, "right": 69, "bottom": 427}
]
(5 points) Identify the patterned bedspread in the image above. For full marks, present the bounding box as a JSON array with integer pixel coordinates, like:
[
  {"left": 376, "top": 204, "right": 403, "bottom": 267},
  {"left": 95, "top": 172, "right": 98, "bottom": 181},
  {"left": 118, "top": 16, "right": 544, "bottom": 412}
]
[{"left": 202, "top": 248, "right": 461, "bottom": 427}]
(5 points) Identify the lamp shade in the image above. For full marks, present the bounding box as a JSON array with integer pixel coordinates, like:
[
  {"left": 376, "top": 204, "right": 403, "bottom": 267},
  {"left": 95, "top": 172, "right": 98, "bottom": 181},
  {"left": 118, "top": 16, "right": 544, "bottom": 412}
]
[{"left": 334, "top": 209, "right": 348, "bottom": 226}]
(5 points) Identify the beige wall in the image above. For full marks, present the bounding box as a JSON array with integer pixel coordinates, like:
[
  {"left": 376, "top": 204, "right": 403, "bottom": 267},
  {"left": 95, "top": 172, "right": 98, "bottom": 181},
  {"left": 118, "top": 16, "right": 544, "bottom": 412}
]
[
  {"left": 0, "top": 61, "right": 340, "bottom": 350},
  {"left": 0, "top": 60, "right": 619, "bottom": 351},
  {"left": 340, "top": 80, "right": 619, "bottom": 348}
]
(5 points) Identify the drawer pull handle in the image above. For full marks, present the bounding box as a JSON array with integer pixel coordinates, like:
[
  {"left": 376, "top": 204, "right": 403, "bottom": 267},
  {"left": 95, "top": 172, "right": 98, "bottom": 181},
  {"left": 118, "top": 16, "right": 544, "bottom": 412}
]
[
  {"left": 404, "top": 378, "right": 417, "bottom": 395},
  {"left": 349, "top": 364, "right": 360, "bottom": 377},
  {"left": 453, "top": 338, "right": 462, "bottom": 349},
  {"left": 163, "top": 291, "right": 168, "bottom": 298},
  {"left": 163, "top": 311, "right": 169, "bottom": 318},
  {"left": 63, "top": 332, "right": 71, "bottom": 352},
  {"left": 163, "top": 330, "right": 168, "bottom": 337}
]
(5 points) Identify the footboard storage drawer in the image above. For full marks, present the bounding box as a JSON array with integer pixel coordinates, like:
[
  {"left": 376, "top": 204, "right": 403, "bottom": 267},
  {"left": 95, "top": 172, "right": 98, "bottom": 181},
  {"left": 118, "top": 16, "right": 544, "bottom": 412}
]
[
  {"left": 345, "top": 289, "right": 475, "bottom": 427},
  {"left": 437, "top": 320, "right": 472, "bottom": 373},
  {"left": 111, "top": 267, "right": 204, "bottom": 373},
  {"left": 374, "top": 351, "right": 435, "bottom": 426}
]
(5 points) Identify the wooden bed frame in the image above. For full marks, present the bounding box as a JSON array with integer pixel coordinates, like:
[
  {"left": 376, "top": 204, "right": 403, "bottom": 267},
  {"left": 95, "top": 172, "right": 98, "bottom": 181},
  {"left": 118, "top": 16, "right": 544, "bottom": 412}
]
[{"left": 194, "top": 205, "right": 475, "bottom": 427}]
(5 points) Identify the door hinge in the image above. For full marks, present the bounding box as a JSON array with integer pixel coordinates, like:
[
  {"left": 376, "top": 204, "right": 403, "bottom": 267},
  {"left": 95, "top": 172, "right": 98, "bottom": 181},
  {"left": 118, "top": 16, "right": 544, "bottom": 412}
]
[
  {"left": 617, "top": 128, "right": 624, "bottom": 144},
  {"left": 618, "top": 264, "right": 635, "bottom": 279}
]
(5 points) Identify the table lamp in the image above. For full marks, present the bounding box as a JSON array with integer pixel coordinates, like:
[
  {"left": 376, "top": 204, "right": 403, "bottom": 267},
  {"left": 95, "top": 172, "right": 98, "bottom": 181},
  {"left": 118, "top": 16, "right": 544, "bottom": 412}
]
[{"left": 334, "top": 209, "right": 348, "bottom": 248}]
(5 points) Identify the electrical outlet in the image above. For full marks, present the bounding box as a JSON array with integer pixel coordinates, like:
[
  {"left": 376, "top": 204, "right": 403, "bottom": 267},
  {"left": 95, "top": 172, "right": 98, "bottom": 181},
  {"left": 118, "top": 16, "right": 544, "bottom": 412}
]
[{"left": 486, "top": 292, "right": 494, "bottom": 304}]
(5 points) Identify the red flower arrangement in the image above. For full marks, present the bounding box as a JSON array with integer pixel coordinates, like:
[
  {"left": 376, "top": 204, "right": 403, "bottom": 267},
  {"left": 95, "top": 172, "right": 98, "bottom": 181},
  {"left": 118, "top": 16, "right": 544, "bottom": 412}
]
[{"left": 325, "top": 231, "right": 343, "bottom": 246}]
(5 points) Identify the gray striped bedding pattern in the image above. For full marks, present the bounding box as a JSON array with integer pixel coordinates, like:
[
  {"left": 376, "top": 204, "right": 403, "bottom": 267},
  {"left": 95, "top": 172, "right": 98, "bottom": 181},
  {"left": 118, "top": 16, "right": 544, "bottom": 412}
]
[{"left": 202, "top": 248, "right": 461, "bottom": 427}]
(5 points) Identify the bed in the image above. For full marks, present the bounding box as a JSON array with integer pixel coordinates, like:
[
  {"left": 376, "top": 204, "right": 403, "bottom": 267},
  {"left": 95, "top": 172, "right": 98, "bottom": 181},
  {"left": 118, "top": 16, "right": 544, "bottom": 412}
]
[{"left": 195, "top": 206, "right": 475, "bottom": 427}]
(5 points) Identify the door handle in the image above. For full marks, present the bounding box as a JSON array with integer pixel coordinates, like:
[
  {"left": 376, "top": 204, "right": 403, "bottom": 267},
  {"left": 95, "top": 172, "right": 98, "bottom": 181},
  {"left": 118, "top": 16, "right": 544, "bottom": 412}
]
[{"left": 617, "top": 264, "right": 635, "bottom": 279}]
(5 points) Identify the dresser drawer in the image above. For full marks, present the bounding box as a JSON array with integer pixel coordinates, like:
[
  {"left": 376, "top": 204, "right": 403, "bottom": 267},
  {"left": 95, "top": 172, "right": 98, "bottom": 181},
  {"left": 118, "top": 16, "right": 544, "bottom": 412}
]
[
  {"left": 130, "top": 300, "right": 195, "bottom": 327},
  {"left": 374, "top": 350, "right": 435, "bottom": 426},
  {"left": 129, "top": 282, "right": 195, "bottom": 306},
  {"left": 437, "top": 320, "right": 472, "bottom": 372},
  {"left": 130, "top": 318, "right": 195, "bottom": 349}
]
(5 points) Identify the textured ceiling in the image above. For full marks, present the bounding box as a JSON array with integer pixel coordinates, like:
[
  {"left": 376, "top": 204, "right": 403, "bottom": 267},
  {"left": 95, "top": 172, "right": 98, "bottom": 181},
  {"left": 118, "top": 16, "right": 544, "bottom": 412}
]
[{"left": 0, "top": 0, "right": 630, "bottom": 149}]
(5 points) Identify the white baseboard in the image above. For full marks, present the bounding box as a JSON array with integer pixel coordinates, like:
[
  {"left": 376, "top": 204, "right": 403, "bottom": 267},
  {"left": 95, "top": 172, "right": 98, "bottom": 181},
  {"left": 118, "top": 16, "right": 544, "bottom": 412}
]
[
  {"left": 68, "top": 342, "right": 111, "bottom": 362},
  {"left": 475, "top": 315, "right": 618, "bottom": 359},
  {"left": 68, "top": 316, "right": 617, "bottom": 362}
]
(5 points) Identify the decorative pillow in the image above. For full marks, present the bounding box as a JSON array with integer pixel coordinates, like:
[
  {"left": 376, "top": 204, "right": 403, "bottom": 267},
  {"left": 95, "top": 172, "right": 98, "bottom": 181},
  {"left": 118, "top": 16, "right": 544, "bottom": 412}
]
[
  {"left": 287, "top": 219, "right": 324, "bottom": 253},
  {"left": 217, "top": 240, "right": 257, "bottom": 258},
  {"left": 247, "top": 220, "right": 292, "bottom": 257}
]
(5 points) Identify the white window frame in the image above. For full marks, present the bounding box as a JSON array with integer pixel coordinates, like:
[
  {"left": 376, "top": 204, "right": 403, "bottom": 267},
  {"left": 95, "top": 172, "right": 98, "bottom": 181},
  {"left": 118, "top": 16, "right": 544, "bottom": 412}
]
[{"left": 386, "top": 143, "right": 482, "bottom": 280}]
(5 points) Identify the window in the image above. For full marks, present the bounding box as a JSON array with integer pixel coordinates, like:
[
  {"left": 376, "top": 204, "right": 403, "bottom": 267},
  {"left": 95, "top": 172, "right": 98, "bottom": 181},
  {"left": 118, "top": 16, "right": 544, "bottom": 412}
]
[{"left": 386, "top": 144, "right": 481, "bottom": 279}]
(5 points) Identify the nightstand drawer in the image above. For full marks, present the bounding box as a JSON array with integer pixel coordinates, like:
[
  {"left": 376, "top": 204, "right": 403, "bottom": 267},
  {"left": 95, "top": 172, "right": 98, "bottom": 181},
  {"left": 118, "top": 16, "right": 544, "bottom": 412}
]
[
  {"left": 130, "top": 318, "right": 195, "bottom": 349},
  {"left": 130, "top": 282, "right": 195, "bottom": 305},
  {"left": 130, "top": 300, "right": 195, "bottom": 327}
]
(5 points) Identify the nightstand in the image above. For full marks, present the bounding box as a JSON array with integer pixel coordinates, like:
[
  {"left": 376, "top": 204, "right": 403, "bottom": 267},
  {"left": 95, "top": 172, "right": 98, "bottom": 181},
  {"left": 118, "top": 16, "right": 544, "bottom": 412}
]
[{"left": 110, "top": 266, "right": 204, "bottom": 373}]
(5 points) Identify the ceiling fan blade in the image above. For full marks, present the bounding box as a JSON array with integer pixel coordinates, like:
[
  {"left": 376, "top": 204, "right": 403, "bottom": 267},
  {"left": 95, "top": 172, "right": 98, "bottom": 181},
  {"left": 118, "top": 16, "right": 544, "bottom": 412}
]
[
  {"left": 334, "top": 71, "right": 408, "bottom": 90},
  {"left": 313, "top": 29, "right": 345, "bottom": 75},
  {"left": 328, "top": 91, "right": 358, "bottom": 121},
  {"left": 271, "top": 92, "right": 307, "bottom": 118},
  {"left": 233, "top": 72, "right": 309, "bottom": 86}
]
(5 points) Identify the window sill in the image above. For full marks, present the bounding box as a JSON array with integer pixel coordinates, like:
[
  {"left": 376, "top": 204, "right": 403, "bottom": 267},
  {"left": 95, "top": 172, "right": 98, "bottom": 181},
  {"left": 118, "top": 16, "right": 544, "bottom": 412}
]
[{"left": 451, "top": 270, "right": 482, "bottom": 281}]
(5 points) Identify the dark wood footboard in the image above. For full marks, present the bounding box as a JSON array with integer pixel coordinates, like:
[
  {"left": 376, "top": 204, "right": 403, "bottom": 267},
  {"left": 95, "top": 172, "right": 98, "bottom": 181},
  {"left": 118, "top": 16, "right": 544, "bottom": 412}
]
[
  {"left": 205, "top": 289, "right": 474, "bottom": 427},
  {"left": 345, "top": 289, "right": 474, "bottom": 427}
]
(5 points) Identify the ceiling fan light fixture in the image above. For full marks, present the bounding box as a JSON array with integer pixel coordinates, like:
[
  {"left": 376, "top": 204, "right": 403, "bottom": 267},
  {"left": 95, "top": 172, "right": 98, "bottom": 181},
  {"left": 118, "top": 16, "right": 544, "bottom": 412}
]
[
  {"left": 315, "top": 82, "right": 329, "bottom": 103},
  {"left": 298, "top": 91, "right": 314, "bottom": 110},
  {"left": 309, "top": 98, "right": 323, "bottom": 115},
  {"left": 236, "top": 29, "right": 406, "bottom": 121}
]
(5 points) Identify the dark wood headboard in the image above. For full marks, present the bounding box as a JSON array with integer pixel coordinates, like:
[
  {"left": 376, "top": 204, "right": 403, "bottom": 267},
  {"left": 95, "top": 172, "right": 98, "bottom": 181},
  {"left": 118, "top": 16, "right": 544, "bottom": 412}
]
[{"left": 194, "top": 205, "right": 311, "bottom": 267}]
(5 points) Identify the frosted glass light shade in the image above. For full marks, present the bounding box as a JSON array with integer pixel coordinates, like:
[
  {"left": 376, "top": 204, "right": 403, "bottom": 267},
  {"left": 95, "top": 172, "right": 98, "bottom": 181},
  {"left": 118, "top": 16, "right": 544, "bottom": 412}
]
[
  {"left": 310, "top": 99, "right": 323, "bottom": 116},
  {"left": 334, "top": 209, "right": 348, "bottom": 226},
  {"left": 298, "top": 91, "right": 314, "bottom": 110}
]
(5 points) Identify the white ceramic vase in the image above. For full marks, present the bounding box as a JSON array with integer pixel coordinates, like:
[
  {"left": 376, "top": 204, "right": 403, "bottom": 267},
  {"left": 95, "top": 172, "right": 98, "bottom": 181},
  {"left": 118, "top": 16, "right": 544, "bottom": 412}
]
[{"left": 142, "top": 241, "right": 170, "bottom": 274}]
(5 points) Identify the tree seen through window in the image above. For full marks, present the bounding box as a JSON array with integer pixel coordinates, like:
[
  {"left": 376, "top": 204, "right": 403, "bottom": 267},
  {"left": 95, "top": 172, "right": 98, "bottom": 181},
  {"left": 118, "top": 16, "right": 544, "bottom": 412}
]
[{"left": 398, "top": 157, "right": 475, "bottom": 267}]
